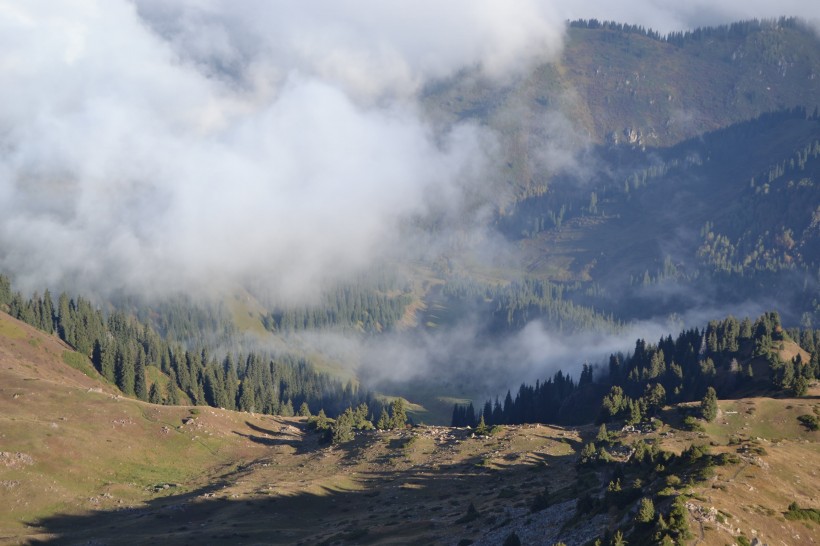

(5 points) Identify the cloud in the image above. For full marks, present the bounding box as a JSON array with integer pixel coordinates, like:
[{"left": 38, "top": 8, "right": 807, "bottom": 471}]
[
  {"left": 357, "top": 299, "right": 774, "bottom": 402},
  {"left": 0, "top": 0, "right": 569, "bottom": 301},
  {"left": 133, "top": 0, "right": 566, "bottom": 101},
  {"left": 2, "top": 0, "right": 818, "bottom": 305}
]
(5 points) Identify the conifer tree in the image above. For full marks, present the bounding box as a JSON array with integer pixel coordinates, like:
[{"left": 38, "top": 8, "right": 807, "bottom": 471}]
[
  {"left": 134, "top": 353, "right": 147, "bottom": 400},
  {"left": 636, "top": 497, "right": 655, "bottom": 523},
  {"left": 166, "top": 369, "right": 180, "bottom": 405},
  {"left": 148, "top": 383, "right": 162, "bottom": 404},
  {"left": 389, "top": 398, "right": 407, "bottom": 429},
  {"left": 475, "top": 414, "right": 489, "bottom": 435},
  {"left": 332, "top": 408, "right": 355, "bottom": 444},
  {"left": 700, "top": 386, "right": 718, "bottom": 421},
  {"left": 596, "top": 423, "right": 610, "bottom": 443},
  {"left": 376, "top": 408, "right": 390, "bottom": 430},
  {"left": 114, "top": 345, "right": 135, "bottom": 395},
  {"left": 238, "top": 381, "right": 256, "bottom": 413}
]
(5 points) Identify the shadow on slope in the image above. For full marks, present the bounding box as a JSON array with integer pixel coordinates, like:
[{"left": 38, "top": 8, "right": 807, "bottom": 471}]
[{"left": 28, "top": 427, "right": 587, "bottom": 545}]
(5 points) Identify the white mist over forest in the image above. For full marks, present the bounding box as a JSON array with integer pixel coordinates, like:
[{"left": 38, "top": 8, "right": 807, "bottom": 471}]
[{"left": 1, "top": 0, "right": 818, "bottom": 302}]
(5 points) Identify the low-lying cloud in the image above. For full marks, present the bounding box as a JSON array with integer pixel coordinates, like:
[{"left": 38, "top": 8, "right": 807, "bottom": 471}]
[
  {"left": 0, "top": 0, "right": 569, "bottom": 301},
  {"left": 2, "top": 0, "right": 818, "bottom": 302}
]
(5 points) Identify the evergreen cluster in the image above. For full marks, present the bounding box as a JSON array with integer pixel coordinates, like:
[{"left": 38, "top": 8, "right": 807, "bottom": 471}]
[
  {"left": 264, "top": 285, "right": 412, "bottom": 333},
  {"left": 0, "top": 274, "right": 370, "bottom": 418},
  {"left": 454, "top": 311, "right": 820, "bottom": 427},
  {"left": 569, "top": 17, "right": 808, "bottom": 47},
  {"left": 439, "top": 276, "right": 620, "bottom": 335}
]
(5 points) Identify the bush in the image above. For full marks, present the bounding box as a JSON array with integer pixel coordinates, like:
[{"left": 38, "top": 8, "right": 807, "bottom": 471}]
[
  {"left": 797, "top": 414, "right": 819, "bottom": 431},
  {"left": 785, "top": 502, "right": 820, "bottom": 523},
  {"left": 456, "top": 502, "right": 480, "bottom": 524},
  {"left": 683, "top": 416, "right": 705, "bottom": 432}
]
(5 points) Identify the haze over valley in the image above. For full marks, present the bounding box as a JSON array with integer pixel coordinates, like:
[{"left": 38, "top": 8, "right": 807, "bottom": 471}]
[{"left": 1, "top": 2, "right": 820, "bottom": 544}]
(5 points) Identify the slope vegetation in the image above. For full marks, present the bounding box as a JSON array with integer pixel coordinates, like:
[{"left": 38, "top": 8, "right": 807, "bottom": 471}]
[{"left": 1, "top": 311, "right": 818, "bottom": 545}]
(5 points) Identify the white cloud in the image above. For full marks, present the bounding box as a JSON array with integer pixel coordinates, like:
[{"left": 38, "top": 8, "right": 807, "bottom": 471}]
[{"left": 1, "top": 0, "right": 818, "bottom": 303}]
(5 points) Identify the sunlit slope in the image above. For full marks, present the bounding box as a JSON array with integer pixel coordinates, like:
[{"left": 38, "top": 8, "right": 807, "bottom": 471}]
[
  {"left": 0, "top": 312, "right": 300, "bottom": 543},
  {"left": 0, "top": 307, "right": 817, "bottom": 545}
]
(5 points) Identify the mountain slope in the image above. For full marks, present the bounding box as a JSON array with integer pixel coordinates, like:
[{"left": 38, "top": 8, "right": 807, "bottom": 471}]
[{"left": 1, "top": 311, "right": 818, "bottom": 545}]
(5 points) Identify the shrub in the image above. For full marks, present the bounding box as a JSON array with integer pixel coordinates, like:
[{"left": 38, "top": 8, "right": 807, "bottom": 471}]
[
  {"left": 456, "top": 502, "right": 480, "bottom": 524},
  {"left": 785, "top": 502, "right": 820, "bottom": 523},
  {"left": 797, "top": 414, "right": 819, "bottom": 431},
  {"left": 683, "top": 416, "right": 704, "bottom": 432}
]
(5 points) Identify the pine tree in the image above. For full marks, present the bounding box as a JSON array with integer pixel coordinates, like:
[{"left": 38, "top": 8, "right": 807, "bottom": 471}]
[
  {"left": 298, "top": 401, "right": 311, "bottom": 417},
  {"left": 166, "top": 369, "right": 180, "bottom": 405},
  {"left": 389, "top": 398, "right": 407, "bottom": 430},
  {"left": 700, "top": 386, "right": 718, "bottom": 421},
  {"left": 134, "top": 353, "right": 147, "bottom": 400},
  {"left": 332, "top": 408, "right": 355, "bottom": 444},
  {"left": 238, "top": 381, "right": 256, "bottom": 413},
  {"left": 376, "top": 408, "right": 390, "bottom": 430},
  {"left": 352, "top": 403, "right": 373, "bottom": 430},
  {"left": 596, "top": 423, "right": 609, "bottom": 443},
  {"left": 793, "top": 375, "right": 809, "bottom": 397},
  {"left": 114, "top": 345, "right": 135, "bottom": 396},
  {"left": 148, "top": 383, "right": 162, "bottom": 404},
  {"left": 475, "top": 414, "right": 489, "bottom": 435},
  {"left": 636, "top": 497, "right": 655, "bottom": 523},
  {"left": 0, "top": 274, "right": 11, "bottom": 308}
]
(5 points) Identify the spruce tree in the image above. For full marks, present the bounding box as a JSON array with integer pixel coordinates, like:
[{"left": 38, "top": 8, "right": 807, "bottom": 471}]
[
  {"left": 475, "top": 414, "right": 489, "bottom": 435},
  {"left": 700, "top": 387, "right": 718, "bottom": 422},
  {"left": 636, "top": 497, "right": 655, "bottom": 523},
  {"left": 376, "top": 408, "right": 390, "bottom": 430},
  {"left": 238, "top": 381, "right": 256, "bottom": 413},
  {"left": 114, "top": 345, "right": 135, "bottom": 396},
  {"left": 166, "top": 369, "right": 180, "bottom": 405},
  {"left": 332, "top": 408, "right": 355, "bottom": 444},
  {"left": 148, "top": 383, "right": 162, "bottom": 404},
  {"left": 389, "top": 398, "right": 407, "bottom": 429},
  {"left": 134, "top": 354, "right": 147, "bottom": 400},
  {"left": 596, "top": 423, "right": 609, "bottom": 443}
]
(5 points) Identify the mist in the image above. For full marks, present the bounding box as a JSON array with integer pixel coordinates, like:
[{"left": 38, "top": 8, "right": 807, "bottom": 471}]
[
  {"left": 0, "top": 0, "right": 566, "bottom": 301},
  {"left": 3, "top": 1, "right": 818, "bottom": 301},
  {"left": 2, "top": 2, "right": 817, "bottom": 414}
]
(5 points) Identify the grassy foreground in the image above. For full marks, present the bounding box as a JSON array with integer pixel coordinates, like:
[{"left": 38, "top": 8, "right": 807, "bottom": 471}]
[{"left": 0, "top": 311, "right": 818, "bottom": 545}]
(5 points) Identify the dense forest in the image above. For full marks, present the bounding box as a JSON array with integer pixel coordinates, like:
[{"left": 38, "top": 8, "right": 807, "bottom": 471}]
[
  {"left": 0, "top": 274, "right": 370, "bottom": 418},
  {"left": 453, "top": 311, "right": 820, "bottom": 427},
  {"left": 263, "top": 284, "right": 413, "bottom": 334},
  {"left": 495, "top": 107, "right": 820, "bottom": 324},
  {"left": 568, "top": 16, "right": 810, "bottom": 46}
]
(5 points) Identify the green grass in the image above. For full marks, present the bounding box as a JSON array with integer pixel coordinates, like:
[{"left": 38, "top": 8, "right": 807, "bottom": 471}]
[
  {"left": 0, "top": 318, "right": 25, "bottom": 339},
  {"left": 61, "top": 351, "right": 99, "bottom": 380}
]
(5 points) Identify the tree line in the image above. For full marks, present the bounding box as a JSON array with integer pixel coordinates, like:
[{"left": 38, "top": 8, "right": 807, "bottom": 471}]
[
  {"left": 0, "top": 274, "right": 370, "bottom": 417},
  {"left": 569, "top": 17, "right": 809, "bottom": 48},
  {"left": 453, "top": 311, "right": 820, "bottom": 427}
]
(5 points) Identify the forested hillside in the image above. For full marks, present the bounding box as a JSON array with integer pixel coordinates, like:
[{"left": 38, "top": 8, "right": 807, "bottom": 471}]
[
  {"left": 0, "top": 274, "right": 372, "bottom": 418},
  {"left": 2, "top": 17, "right": 819, "bottom": 424},
  {"left": 454, "top": 311, "right": 819, "bottom": 427}
]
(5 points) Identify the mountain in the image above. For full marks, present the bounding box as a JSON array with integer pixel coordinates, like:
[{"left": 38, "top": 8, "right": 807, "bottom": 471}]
[
  {"left": 422, "top": 17, "right": 820, "bottom": 324},
  {"left": 2, "top": 18, "right": 819, "bottom": 424}
]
